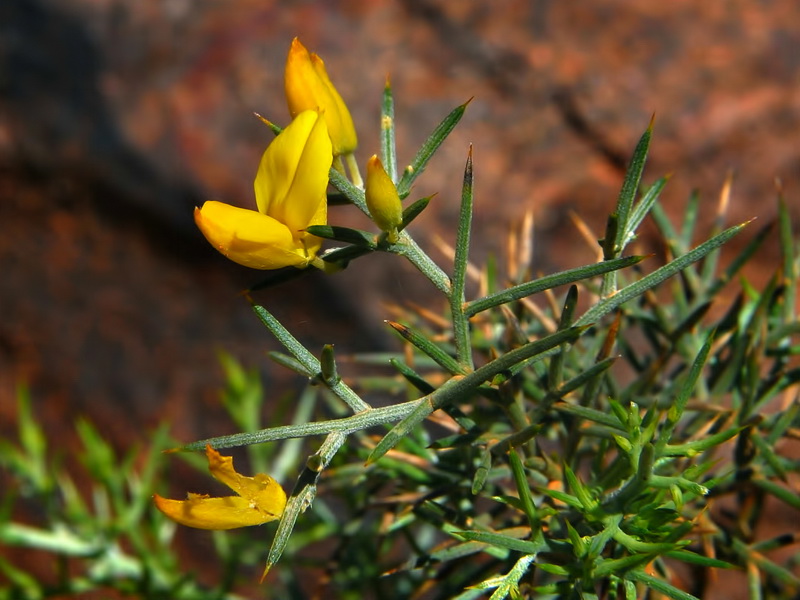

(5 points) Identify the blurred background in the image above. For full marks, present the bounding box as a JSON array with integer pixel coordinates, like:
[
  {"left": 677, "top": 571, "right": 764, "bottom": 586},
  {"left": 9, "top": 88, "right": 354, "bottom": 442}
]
[{"left": 1, "top": 0, "right": 798, "bottom": 552}]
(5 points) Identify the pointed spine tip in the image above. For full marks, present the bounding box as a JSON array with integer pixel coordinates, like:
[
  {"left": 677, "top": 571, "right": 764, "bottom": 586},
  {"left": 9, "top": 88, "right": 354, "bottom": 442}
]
[
  {"left": 253, "top": 112, "right": 272, "bottom": 126},
  {"left": 386, "top": 320, "right": 407, "bottom": 334},
  {"left": 253, "top": 112, "right": 281, "bottom": 135},
  {"left": 260, "top": 564, "right": 272, "bottom": 584}
]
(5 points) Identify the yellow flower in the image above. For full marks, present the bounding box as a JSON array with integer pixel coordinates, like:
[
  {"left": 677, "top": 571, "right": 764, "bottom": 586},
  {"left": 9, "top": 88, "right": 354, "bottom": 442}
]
[
  {"left": 365, "top": 155, "right": 403, "bottom": 243},
  {"left": 153, "top": 445, "right": 287, "bottom": 530},
  {"left": 285, "top": 37, "right": 357, "bottom": 157},
  {"left": 194, "top": 110, "right": 332, "bottom": 270}
]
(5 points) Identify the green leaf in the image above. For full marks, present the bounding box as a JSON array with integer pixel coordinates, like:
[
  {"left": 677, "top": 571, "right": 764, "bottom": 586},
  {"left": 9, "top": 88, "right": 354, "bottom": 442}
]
[
  {"left": 397, "top": 99, "right": 471, "bottom": 198},
  {"left": 661, "top": 424, "right": 743, "bottom": 456},
  {"left": 400, "top": 195, "right": 432, "bottom": 231},
  {"left": 390, "top": 358, "right": 435, "bottom": 394},
  {"left": 681, "top": 189, "right": 702, "bottom": 250},
  {"left": 451, "top": 147, "right": 474, "bottom": 368},
  {"left": 554, "top": 403, "right": 627, "bottom": 431},
  {"left": 381, "top": 77, "right": 398, "bottom": 182},
  {"left": 655, "top": 331, "right": 715, "bottom": 455},
  {"left": 665, "top": 550, "right": 734, "bottom": 569},
  {"left": 387, "top": 321, "right": 465, "bottom": 375},
  {"left": 705, "top": 220, "right": 772, "bottom": 300},
  {"left": 453, "top": 530, "right": 545, "bottom": 555},
  {"left": 268, "top": 351, "right": 316, "bottom": 378},
  {"left": 466, "top": 255, "right": 647, "bottom": 316},
  {"left": 508, "top": 450, "right": 540, "bottom": 531},
  {"left": 733, "top": 537, "right": 800, "bottom": 587},
  {"left": 321, "top": 245, "right": 374, "bottom": 266},
  {"left": 305, "top": 225, "right": 377, "bottom": 247},
  {"left": 0, "top": 523, "right": 101, "bottom": 557},
  {"left": 751, "top": 432, "right": 788, "bottom": 480},
  {"left": 752, "top": 478, "right": 800, "bottom": 510},
  {"left": 594, "top": 553, "right": 655, "bottom": 578},
  {"left": 563, "top": 465, "right": 597, "bottom": 511},
  {"left": 615, "top": 120, "right": 653, "bottom": 254},
  {"left": 625, "top": 175, "right": 669, "bottom": 247},
  {"left": 625, "top": 569, "right": 700, "bottom": 600},
  {"left": 548, "top": 285, "right": 579, "bottom": 391},
  {"left": 577, "top": 220, "right": 750, "bottom": 327},
  {"left": 536, "top": 486, "right": 583, "bottom": 509}
]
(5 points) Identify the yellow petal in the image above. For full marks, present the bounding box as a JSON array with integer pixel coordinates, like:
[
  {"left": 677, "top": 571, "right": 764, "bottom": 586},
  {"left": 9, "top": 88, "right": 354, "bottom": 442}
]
[
  {"left": 365, "top": 155, "right": 403, "bottom": 241},
  {"left": 153, "top": 493, "right": 283, "bottom": 530},
  {"left": 285, "top": 38, "right": 357, "bottom": 156},
  {"left": 253, "top": 110, "right": 331, "bottom": 237},
  {"left": 194, "top": 201, "right": 310, "bottom": 269},
  {"left": 152, "top": 446, "right": 287, "bottom": 530}
]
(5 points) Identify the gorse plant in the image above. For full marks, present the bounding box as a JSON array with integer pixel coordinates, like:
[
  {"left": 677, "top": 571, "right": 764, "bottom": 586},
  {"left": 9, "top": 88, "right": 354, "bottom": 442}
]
[{"left": 1, "top": 37, "right": 799, "bottom": 599}]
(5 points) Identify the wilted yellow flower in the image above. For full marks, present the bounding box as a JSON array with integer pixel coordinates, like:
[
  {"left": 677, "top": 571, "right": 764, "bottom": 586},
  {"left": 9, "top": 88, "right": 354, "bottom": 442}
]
[
  {"left": 153, "top": 445, "right": 287, "bottom": 530},
  {"left": 285, "top": 37, "right": 357, "bottom": 157},
  {"left": 194, "top": 110, "right": 332, "bottom": 270},
  {"left": 365, "top": 155, "right": 403, "bottom": 243}
]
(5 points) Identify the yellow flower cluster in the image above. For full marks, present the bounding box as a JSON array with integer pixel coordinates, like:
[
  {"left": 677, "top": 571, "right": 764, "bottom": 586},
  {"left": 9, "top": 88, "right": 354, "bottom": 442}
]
[{"left": 194, "top": 38, "right": 358, "bottom": 271}]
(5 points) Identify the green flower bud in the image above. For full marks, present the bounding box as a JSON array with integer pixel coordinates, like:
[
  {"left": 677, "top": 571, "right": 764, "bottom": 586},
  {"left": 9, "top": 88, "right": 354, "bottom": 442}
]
[{"left": 365, "top": 155, "right": 403, "bottom": 243}]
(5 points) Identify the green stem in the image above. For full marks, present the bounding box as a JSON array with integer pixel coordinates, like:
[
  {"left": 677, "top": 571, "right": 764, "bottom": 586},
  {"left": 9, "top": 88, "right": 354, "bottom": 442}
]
[
  {"left": 368, "top": 326, "right": 586, "bottom": 463},
  {"left": 179, "top": 399, "right": 422, "bottom": 452},
  {"left": 252, "top": 304, "right": 370, "bottom": 413},
  {"left": 393, "top": 233, "right": 452, "bottom": 294},
  {"left": 264, "top": 430, "right": 347, "bottom": 579}
]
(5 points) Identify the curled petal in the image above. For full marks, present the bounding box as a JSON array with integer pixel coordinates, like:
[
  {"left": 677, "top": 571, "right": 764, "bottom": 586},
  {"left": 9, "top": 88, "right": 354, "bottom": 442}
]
[
  {"left": 153, "top": 493, "right": 282, "bottom": 530},
  {"left": 194, "top": 201, "right": 311, "bottom": 269},
  {"left": 285, "top": 38, "right": 358, "bottom": 156},
  {"left": 153, "top": 446, "right": 287, "bottom": 530}
]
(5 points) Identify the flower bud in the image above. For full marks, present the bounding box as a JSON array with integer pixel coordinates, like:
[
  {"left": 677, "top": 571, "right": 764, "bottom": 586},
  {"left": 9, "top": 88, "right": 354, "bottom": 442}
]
[
  {"left": 285, "top": 38, "right": 357, "bottom": 156},
  {"left": 365, "top": 155, "right": 403, "bottom": 243}
]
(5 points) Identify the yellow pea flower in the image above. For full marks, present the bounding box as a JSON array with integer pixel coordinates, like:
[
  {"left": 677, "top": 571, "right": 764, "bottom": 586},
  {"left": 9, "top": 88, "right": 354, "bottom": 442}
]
[
  {"left": 285, "top": 37, "right": 357, "bottom": 157},
  {"left": 153, "top": 445, "right": 287, "bottom": 530},
  {"left": 365, "top": 155, "right": 403, "bottom": 243},
  {"left": 194, "top": 110, "right": 332, "bottom": 270}
]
